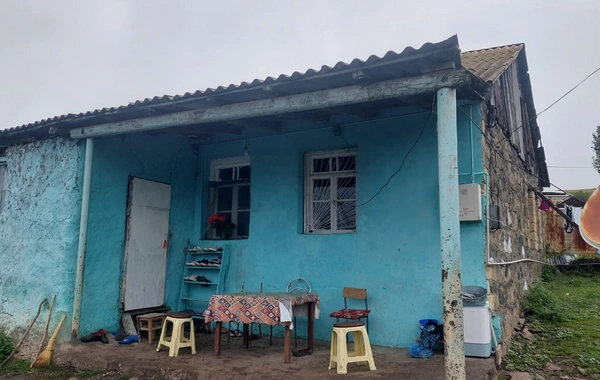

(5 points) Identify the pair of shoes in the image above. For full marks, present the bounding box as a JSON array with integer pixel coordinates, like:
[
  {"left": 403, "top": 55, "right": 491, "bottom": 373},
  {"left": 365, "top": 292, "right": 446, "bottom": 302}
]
[
  {"left": 118, "top": 335, "right": 139, "bottom": 345},
  {"left": 229, "top": 329, "right": 243, "bottom": 337},
  {"left": 292, "top": 348, "right": 312, "bottom": 357},
  {"left": 207, "top": 258, "right": 221, "bottom": 267},
  {"left": 81, "top": 329, "right": 108, "bottom": 343},
  {"left": 112, "top": 331, "right": 128, "bottom": 341}
]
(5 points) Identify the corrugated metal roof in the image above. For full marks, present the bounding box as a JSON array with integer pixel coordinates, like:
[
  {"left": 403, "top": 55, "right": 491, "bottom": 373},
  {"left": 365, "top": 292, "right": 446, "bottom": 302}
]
[
  {"left": 461, "top": 44, "right": 523, "bottom": 82},
  {"left": 0, "top": 37, "right": 530, "bottom": 145},
  {"left": 1, "top": 35, "right": 462, "bottom": 140}
]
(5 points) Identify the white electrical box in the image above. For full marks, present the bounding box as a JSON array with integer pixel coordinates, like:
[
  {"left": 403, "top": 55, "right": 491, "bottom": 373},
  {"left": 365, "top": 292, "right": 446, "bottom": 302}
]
[{"left": 459, "top": 184, "right": 482, "bottom": 221}]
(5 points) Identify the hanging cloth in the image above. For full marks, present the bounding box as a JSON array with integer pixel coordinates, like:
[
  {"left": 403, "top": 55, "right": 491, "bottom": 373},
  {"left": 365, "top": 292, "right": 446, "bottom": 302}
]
[{"left": 564, "top": 205, "right": 573, "bottom": 234}]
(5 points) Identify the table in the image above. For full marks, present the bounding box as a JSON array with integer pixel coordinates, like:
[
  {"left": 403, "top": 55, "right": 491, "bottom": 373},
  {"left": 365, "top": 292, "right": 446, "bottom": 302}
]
[
  {"left": 204, "top": 292, "right": 320, "bottom": 363},
  {"left": 136, "top": 312, "right": 166, "bottom": 344}
]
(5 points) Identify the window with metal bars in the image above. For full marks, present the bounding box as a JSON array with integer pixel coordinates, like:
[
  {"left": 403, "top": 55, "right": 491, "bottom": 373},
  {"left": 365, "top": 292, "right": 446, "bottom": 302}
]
[
  {"left": 208, "top": 156, "right": 251, "bottom": 238},
  {"left": 304, "top": 149, "right": 357, "bottom": 234}
]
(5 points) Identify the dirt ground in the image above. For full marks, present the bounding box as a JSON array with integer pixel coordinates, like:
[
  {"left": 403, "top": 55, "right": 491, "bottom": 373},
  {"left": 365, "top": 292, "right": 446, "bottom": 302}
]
[{"left": 39, "top": 330, "right": 498, "bottom": 380}]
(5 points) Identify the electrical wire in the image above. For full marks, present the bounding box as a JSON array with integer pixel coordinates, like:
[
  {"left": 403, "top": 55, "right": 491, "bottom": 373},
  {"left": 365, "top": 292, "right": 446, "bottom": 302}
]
[
  {"left": 494, "top": 65, "right": 600, "bottom": 147},
  {"left": 547, "top": 165, "right": 594, "bottom": 169},
  {"left": 457, "top": 106, "right": 588, "bottom": 204},
  {"left": 356, "top": 112, "right": 432, "bottom": 208}
]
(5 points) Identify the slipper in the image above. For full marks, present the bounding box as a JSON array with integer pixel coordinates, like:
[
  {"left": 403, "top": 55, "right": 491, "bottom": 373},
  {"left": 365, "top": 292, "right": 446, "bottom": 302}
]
[
  {"left": 229, "top": 329, "right": 243, "bottom": 337},
  {"left": 118, "top": 335, "right": 139, "bottom": 344},
  {"left": 292, "top": 348, "right": 312, "bottom": 357},
  {"left": 80, "top": 332, "right": 102, "bottom": 343}
]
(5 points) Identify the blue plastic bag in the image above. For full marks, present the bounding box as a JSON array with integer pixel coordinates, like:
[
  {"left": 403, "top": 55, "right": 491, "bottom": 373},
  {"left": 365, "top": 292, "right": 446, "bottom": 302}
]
[{"left": 409, "top": 343, "right": 433, "bottom": 358}]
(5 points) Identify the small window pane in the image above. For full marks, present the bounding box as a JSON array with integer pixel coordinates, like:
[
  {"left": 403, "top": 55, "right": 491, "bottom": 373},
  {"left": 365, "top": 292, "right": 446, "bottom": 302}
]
[
  {"left": 337, "top": 201, "right": 356, "bottom": 230},
  {"left": 239, "top": 165, "right": 251, "bottom": 179},
  {"left": 217, "top": 186, "right": 233, "bottom": 210},
  {"left": 313, "top": 158, "right": 330, "bottom": 173},
  {"left": 337, "top": 177, "right": 356, "bottom": 200},
  {"left": 238, "top": 185, "right": 250, "bottom": 210},
  {"left": 312, "top": 179, "right": 330, "bottom": 201},
  {"left": 338, "top": 156, "right": 356, "bottom": 171},
  {"left": 219, "top": 212, "right": 232, "bottom": 224},
  {"left": 312, "top": 201, "right": 331, "bottom": 230},
  {"left": 219, "top": 168, "right": 234, "bottom": 181},
  {"left": 237, "top": 211, "right": 250, "bottom": 237}
]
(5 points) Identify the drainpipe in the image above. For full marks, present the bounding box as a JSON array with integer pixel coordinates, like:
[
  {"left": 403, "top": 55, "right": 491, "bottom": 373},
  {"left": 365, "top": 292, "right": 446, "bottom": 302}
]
[
  {"left": 71, "top": 138, "right": 94, "bottom": 339},
  {"left": 437, "top": 87, "right": 466, "bottom": 380}
]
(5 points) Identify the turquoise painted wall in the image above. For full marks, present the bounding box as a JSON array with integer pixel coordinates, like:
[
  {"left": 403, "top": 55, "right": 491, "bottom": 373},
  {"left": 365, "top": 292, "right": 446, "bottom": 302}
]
[
  {"left": 81, "top": 133, "right": 196, "bottom": 334},
  {"left": 0, "top": 104, "right": 486, "bottom": 348},
  {"left": 192, "top": 105, "right": 487, "bottom": 348},
  {"left": 0, "top": 138, "right": 83, "bottom": 341}
]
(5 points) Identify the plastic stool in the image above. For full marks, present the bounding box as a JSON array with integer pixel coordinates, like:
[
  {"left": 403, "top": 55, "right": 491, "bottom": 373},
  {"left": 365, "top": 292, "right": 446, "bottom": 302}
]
[
  {"left": 329, "top": 322, "right": 376, "bottom": 374},
  {"left": 156, "top": 312, "right": 196, "bottom": 357},
  {"left": 137, "top": 312, "right": 166, "bottom": 344}
]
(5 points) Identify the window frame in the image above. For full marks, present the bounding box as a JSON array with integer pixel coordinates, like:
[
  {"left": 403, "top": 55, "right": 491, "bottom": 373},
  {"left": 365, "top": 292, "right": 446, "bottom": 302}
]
[
  {"left": 208, "top": 156, "right": 251, "bottom": 239},
  {"left": 304, "top": 148, "right": 358, "bottom": 234}
]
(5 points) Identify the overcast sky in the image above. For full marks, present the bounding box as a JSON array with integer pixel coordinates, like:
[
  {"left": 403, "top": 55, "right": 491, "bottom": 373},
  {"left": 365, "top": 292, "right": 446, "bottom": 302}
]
[{"left": 1, "top": 0, "right": 599, "bottom": 190}]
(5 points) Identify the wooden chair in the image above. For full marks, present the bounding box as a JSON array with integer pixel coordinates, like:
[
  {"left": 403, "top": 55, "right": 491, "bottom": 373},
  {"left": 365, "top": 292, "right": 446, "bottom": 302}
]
[{"left": 330, "top": 287, "right": 371, "bottom": 332}]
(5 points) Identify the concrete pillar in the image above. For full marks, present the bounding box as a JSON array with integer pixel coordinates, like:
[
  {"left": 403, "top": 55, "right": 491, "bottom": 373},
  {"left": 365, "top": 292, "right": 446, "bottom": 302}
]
[
  {"left": 72, "top": 138, "right": 94, "bottom": 338},
  {"left": 437, "top": 87, "right": 466, "bottom": 380}
]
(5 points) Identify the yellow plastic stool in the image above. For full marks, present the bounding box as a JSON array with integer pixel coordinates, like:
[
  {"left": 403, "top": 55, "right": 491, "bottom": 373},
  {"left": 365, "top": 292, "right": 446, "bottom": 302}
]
[
  {"left": 329, "top": 322, "right": 376, "bottom": 375},
  {"left": 156, "top": 312, "right": 196, "bottom": 357}
]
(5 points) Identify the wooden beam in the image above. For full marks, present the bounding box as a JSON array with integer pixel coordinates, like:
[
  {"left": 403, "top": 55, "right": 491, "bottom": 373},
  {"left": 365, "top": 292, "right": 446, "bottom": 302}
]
[
  {"left": 48, "top": 126, "right": 71, "bottom": 136},
  {"left": 227, "top": 120, "right": 283, "bottom": 133},
  {"left": 70, "top": 69, "right": 472, "bottom": 139}
]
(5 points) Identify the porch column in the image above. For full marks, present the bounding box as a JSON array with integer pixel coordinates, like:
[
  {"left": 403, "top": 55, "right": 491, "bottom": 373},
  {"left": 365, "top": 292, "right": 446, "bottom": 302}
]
[
  {"left": 71, "top": 138, "right": 94, "bottom": 338},
  {"left": 436, "top": 87, "right": 466, "bottom": 379}
]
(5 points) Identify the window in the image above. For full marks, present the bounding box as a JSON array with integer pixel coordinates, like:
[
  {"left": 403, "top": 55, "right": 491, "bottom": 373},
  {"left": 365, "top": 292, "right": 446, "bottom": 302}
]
[
  {"left": 304, "top": 149, "right": 357, "bottom": 233},
  {"left": 0, "top": 159, "right": 6, "bottom": 214},
  {"left": 208, "top": 156, "right": 251, "bottom": 238}
]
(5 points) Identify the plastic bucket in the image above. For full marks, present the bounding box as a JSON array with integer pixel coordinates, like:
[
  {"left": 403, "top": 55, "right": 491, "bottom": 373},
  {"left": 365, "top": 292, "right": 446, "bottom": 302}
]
[
  {"left": 419, "top": 319, "right": 439, "bottom": 330},
  {"left": 462, "top": 286, "right": 487, "bottom": 306}
]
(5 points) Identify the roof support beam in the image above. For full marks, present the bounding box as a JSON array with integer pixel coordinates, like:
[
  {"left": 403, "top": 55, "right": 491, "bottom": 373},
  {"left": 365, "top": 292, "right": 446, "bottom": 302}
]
[{"left": 70, "top": 69, "right": 472, "bottom": 139}]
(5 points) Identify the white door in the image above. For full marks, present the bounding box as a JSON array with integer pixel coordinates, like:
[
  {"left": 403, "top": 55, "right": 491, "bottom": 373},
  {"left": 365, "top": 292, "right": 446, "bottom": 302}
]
[{"left": 122, "top": 177, "right": 171, "bottom": 311}]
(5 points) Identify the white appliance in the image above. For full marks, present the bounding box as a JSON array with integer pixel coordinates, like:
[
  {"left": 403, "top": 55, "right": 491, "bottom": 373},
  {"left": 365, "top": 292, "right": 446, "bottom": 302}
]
[{"left": 463, "top": 305, "right": 492, "bottom": 357}]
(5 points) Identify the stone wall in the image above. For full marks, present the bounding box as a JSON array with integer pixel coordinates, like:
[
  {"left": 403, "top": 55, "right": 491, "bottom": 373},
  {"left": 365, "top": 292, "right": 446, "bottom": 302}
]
[
  {"left": 0, "top": 137, "right": 83, "bottom": 348},
  {"left": 480, "top": 61, "right": 547, "bottom": 356}
]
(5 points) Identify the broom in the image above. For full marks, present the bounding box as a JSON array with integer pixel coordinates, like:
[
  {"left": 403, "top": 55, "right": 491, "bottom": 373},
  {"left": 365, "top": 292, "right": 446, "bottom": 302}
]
[
  {"left": 31, "top": 295, "right": 55, "bottom": 368},
  {"left": 31, "top": 314, "right": 65, "bottom": 368}
]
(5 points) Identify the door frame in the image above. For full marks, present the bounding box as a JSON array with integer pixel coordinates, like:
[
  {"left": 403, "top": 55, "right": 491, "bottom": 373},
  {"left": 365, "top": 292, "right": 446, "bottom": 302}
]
[{"left": 119, "top": 175, "right": 171, "bottom": 311}]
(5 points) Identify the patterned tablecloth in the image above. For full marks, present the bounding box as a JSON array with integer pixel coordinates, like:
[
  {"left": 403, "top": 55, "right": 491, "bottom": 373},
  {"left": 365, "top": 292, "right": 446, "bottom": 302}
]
[{"left": 204, "top": 292, "right": 320, "bottom": 327}]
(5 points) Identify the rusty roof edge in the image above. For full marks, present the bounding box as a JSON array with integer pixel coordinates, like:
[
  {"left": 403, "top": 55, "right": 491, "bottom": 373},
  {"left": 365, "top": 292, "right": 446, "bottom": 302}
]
[{"left": 515, "top": 45, "right": 549, "bottom": 187}]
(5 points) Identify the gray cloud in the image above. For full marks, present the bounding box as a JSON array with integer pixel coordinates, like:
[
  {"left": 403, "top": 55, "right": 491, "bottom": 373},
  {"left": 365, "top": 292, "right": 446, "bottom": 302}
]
[{"left": 1, "top": 0, "right": 599, "bottom": 189}]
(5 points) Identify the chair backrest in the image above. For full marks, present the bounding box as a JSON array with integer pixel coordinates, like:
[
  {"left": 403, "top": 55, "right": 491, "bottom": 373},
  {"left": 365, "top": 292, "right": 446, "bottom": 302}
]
[
  {"left": 343, "top": 287, "right": 368, "bottom": 309},
  {"left": 287, "top": 278, "right": 311, "bottom": 293}
]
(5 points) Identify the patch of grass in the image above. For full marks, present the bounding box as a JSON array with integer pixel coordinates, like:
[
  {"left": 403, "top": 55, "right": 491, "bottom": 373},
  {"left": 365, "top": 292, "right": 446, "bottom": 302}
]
[
  {"left": 72, "top": 369, "right": 102, "bottom": 378},
  {"left": 0, "top": 329, "right": 14, "bottom": 363},
  {"left": 0, "top": 358, "right": 30, "bottom": 373},
  {"left": 525, "top": 283, "right": 568, "bottom": 322},
  {"left": 505, "top": 273, "right": 600, "bottom": 377}
]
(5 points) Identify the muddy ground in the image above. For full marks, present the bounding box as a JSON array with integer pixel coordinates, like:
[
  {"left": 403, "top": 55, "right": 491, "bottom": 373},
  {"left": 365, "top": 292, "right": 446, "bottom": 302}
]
[{"left": 27, "top": 330, "right": 499, "bottom": 380}]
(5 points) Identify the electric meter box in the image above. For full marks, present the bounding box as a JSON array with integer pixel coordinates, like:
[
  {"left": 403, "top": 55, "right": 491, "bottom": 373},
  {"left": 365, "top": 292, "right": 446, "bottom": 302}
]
[{"left": 459, "top": 184, "right": 482, "bottom": 221}]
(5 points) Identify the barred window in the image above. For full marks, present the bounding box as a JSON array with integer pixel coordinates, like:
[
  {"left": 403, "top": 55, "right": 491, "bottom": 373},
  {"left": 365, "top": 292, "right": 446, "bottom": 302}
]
[{"left": 304, "top": 149, "right": 357, "bottom": 234}]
